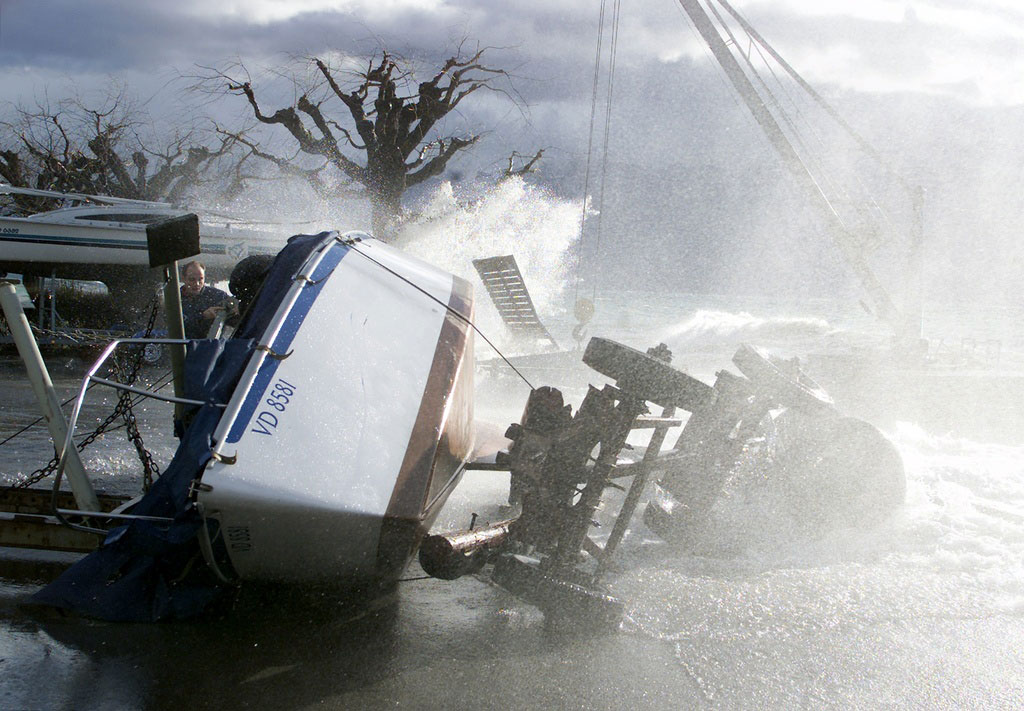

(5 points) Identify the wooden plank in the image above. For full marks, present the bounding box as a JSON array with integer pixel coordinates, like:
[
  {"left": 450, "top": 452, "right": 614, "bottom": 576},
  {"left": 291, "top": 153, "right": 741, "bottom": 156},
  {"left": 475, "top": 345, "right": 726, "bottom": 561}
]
[
  {"left": 0, "top": 513, "right": 102, "bottom": 553},
  {"left": 0, "top": 488, "right": 129, "bottom": 553}
]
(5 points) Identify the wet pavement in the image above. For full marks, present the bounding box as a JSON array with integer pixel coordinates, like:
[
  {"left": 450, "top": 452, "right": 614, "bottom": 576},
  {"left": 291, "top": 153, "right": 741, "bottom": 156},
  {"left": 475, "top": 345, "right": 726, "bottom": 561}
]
[{"left": 1, "top": 365, "right": 1023, "bottom": 710}]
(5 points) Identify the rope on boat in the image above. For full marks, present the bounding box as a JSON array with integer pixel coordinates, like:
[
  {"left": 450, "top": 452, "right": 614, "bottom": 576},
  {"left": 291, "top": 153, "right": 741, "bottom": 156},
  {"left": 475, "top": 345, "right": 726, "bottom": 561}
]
[
  {"left": 0, "top": 388, "right": 84, "bottom": 450},
  {"left": 0, "top": 368, "right": 173, "bottom": 454},
  {"left": 345, "top": 244, "right": 537, "bottom": 391},
  {"left": 573, "top": 0, "right": 611, "bottom": 308},
  {"left": 573, "top": 0, "right": 624, "bottom": 310}
]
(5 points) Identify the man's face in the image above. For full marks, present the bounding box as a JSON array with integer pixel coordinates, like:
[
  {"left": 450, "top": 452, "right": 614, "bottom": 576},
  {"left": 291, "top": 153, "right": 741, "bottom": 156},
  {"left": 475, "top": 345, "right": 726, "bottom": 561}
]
[{"left": 182, "top": 264, "right": 205, "bottom": 297}]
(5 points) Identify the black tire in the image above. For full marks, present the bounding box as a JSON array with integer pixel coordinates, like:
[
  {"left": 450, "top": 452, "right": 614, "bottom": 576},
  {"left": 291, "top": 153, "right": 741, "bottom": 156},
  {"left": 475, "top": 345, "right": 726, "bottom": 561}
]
[
  {"left": 491, "top": 554, "right": 625, "bottom": 632},
  {"left": 642, "top": 496, "right": 700, "bottom": 544},
  {"left": 773, "top": 412, "right": 906, "bottom": 531},
  {"left": 732, "top": 344, "right": 834, "bottom": 413},
  {"left": 583, "top": 337, "right": 712, "bottom": 412}
]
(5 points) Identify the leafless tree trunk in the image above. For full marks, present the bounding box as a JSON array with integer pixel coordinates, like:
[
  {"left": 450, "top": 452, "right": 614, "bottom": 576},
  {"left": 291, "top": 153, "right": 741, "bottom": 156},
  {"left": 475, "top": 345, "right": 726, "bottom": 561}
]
[{"left": 198, "top": 44, "right": 524, "bottom": 240}]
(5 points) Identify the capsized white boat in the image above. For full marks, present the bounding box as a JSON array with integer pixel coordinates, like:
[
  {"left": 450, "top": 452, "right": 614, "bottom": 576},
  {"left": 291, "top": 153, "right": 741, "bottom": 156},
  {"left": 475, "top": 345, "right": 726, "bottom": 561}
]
[
  {"left": 33, "top": 229, "right": 475, "bottom": 620},
  {"left": 197, "top": 231, "right": 475, "bottom": 585}
]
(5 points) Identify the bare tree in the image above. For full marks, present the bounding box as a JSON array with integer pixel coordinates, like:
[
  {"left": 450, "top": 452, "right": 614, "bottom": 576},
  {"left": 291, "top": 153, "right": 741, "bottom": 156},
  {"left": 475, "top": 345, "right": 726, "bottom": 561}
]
[
  {"left": 0, "top": 88, "right": 249, "bottom": 212},
  {"left": 199, "top": 44, "right": 524, "bottom": 239}
]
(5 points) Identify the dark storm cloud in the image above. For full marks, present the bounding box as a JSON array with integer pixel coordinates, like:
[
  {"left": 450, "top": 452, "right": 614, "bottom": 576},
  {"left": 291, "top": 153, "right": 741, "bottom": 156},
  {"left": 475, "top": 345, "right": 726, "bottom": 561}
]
[
  {"left": 0, "top": 0, "right": 651, "bottom": 108},
  {"left": 0, "top": 0, "right": 472, "bottom": 73},
  {"left": 0, "top": 0, "right": 191, "bottom": 71},
  {"left": 2, "top": 1, "right": 1022, "bottom": 105}
]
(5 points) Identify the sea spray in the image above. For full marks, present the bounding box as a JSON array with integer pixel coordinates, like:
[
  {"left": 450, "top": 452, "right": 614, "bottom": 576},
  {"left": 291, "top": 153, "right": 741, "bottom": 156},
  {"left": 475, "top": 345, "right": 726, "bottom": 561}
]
[
  {"left": 612, "top": 418, "right": 1024, "bottom": 700},
  {"left": 658, "top": 309, "right": 831, "bottom": 349},
  {"left": 394, "top": 177, "right": 582, "bottom": 351}
]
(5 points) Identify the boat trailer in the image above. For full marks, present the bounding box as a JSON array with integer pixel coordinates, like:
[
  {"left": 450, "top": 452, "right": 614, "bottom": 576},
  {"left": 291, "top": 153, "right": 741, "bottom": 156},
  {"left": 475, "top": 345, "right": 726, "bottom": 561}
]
[{"left": 420, "top": 337, "right": 905, "bottom": 630}]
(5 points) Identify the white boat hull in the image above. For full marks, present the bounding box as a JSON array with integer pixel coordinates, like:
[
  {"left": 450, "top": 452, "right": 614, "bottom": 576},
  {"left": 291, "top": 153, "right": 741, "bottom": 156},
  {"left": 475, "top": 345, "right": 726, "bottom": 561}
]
[
  {"left": 197, "top": 233, "right": 475, "bottom": 585},
  {"left": 0, "top": 213, "right": 281, "bottom": 279}
]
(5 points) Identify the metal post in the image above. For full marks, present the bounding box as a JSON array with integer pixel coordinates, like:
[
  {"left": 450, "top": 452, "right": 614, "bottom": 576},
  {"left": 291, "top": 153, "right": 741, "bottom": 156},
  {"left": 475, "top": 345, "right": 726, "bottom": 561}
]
[
  {"left": 36, "top": 277, "right": 44, "bottom": 330},
  {"left": 556, "top": 392, "right": 647, "bottom": 569},
  {"left": 0, "top": 282, "right": 100, "bottom": 512},
  {"left": 49, "top": 269, "right": 57, "bottom": 332},
  {"left": 162, "top": 263, "right": 188, "bottom": 421}
]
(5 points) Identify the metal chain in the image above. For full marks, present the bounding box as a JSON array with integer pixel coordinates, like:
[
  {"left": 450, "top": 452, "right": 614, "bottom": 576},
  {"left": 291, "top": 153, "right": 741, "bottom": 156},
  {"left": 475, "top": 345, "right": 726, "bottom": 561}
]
[
  {"left": 112, "top": 363, "right": 161, "bottom": 488},
  {"left": 0, "top": 290, "right": 164, "bottom": 497},
  {"left": 6, "top": 455, "right": 60, "bottom": 494},
  {"left": 1, "top": 387, "right": 138, "bottom": 496},
  {"left": 112, "top": 291, "right": 163, "bottom": 491}
]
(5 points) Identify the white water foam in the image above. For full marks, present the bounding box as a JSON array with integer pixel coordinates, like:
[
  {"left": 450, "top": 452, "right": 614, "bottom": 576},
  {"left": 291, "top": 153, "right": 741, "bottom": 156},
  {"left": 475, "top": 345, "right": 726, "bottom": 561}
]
[
  {"left": 394, "top": 178, "right": 581, "bottom": 351},
  {"left": 658, "top": 308, "right": 832, "bottom": 351},
  {"left": 604, "top": 417, "right": 1024, "bottom": 702}
]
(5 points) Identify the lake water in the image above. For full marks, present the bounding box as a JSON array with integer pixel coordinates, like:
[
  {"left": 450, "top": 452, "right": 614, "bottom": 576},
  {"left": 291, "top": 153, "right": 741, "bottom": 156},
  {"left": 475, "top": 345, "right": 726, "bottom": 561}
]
[{"left": 2, "top": 288, "right": 1023, "bottom": 709}]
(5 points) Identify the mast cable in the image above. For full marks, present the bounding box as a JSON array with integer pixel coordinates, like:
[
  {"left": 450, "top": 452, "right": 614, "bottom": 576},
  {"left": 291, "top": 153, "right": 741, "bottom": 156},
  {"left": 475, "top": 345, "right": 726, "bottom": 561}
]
[
  {"left": 672, "top": 0, "right": 748, "bottom": 115},
  {"left": 726, "top": 6, "right": 886, "bottom": 241},
  {"left": 573, "top": 0, "right": 611, "bottom": 307},
  {"left": 746, "top": 35, "right": 894, "bottom": 247},
  {"left": 590, "top": 0, "right": 623, "bottom": 303},
  {"left": 716, "top": 0, "right": 916, "bottom": 198},
  {"left": 712, "top": 0, "right": 899, "bottom": 255},
  {"left": 708, "top": 0, "right": 851, "bottom": 233},
  {"left": 705, "top": 0, "right": 852, "bottom": 232},
  {"left": 347, "top": 245, "right": 536, "bottom": 390}
]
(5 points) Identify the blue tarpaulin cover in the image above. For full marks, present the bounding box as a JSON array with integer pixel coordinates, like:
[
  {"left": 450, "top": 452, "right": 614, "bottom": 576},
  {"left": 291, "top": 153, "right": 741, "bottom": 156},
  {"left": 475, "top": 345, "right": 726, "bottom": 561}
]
[{"left": 32, "top": 233, "right": 332, "bottom": 621}]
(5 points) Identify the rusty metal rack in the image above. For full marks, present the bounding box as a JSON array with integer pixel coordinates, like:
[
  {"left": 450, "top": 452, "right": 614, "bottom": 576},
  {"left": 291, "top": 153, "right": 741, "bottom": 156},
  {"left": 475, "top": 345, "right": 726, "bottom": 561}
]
[
  {"left": 472, "top": 255, "right": 559, "bottom": 352},
  {"left": 421, "top": 337, "right": 905, "bottom": 630}
]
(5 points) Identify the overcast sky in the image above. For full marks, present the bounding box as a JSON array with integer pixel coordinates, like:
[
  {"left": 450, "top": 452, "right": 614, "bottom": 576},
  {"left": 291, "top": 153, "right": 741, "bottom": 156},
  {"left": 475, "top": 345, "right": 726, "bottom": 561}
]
[
  {"left": 1, "top": 0, "right": 1022, "bottom": 299},
  {"left": 3, "top": 1, "right": 1023, "bottom": 103},
  {"left": 4, "top": 0, "right": 1021, "bottom": 181}
]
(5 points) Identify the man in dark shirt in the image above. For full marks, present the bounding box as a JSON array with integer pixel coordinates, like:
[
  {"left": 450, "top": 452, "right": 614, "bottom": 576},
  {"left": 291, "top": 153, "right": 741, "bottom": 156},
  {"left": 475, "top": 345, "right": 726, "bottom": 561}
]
[{"left": 180, "top": 260, "right": 231, "bottom": 338}]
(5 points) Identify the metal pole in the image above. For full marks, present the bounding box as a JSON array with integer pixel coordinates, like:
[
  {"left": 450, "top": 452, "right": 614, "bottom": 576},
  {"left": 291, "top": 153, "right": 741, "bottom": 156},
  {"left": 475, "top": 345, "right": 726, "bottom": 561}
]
[
  {"left": 0, "top": 282, "right": 100, "bottom": 512},
  {"left": 49, "top": 269, "right": 57, "bottom": 332},
  {"left": 593, "top": 405, "right": 676, "bottom": 581},
  {"left": 162, "top": 263, "right": 188, "bottom": 421},
  {"left": 36, "top": 277, "right": 44, "bottom": 330}
]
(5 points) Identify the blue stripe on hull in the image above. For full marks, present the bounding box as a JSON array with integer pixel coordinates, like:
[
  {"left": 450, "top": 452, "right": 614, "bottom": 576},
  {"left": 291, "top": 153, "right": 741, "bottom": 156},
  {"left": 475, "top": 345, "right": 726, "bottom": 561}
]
[
  {"left": 225, "top": 240, "right": 349, "bottom": 444},
  {"left": 0, "top": 234, "right": 247, "bottom": 256},
  {"left": 0, "top": 233, "right": 149, "bottom": 250}
]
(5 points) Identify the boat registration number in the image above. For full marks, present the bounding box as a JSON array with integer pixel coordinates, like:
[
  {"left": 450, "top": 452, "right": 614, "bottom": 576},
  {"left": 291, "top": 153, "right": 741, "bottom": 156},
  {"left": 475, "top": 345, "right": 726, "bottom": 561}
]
[
  {"left": 226, "top": 525, "right": 252, "bottom": 552},
  {"left": 249, "top": 378, "right": 297, "bottom": 437}
]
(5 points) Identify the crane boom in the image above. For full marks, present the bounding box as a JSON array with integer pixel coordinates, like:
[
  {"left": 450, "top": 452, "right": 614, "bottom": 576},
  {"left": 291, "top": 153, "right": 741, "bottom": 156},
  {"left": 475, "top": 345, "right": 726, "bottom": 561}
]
[{"left": 675, "top": 0, "right": 915, "bottom": 343}]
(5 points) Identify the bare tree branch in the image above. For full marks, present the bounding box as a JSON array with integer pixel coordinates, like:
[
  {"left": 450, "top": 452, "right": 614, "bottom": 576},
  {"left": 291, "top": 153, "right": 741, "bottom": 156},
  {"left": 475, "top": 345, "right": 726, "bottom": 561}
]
[
  {"left": 1, "top": 90, "right": 255, "bottom": 207},
  {"left": 503, "top": 149, "right": 544, "bottom": 179},
  {"left": 193, "top": 43, "right": 525, "bottom": 239}
]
